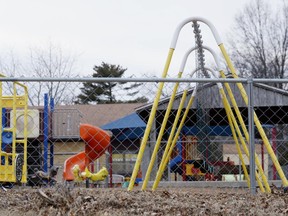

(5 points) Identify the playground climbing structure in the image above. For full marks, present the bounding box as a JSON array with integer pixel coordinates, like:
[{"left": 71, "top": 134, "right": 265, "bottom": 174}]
[
  {"left": 0, "top": 74, "right": 28, "bottom": 184},
  {"left": 128, "top": 17, "right": 288, "bottom": 193}
]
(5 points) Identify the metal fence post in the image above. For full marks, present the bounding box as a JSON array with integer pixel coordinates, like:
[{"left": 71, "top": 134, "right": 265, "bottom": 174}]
[{"left": 248, "top": 77, "right": 256, "bottom": 194}]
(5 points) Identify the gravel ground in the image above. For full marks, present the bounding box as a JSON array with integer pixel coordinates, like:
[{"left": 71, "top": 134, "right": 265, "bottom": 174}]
[{"left": 0, "top": 185, "right": 288, "bottom": 216}]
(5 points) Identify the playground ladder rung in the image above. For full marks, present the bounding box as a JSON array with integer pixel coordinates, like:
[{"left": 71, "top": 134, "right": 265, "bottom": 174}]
[
  {"left": 16, "top": 139, "right": 26, "bottom": 144},
  {"left": 3, "top": 127, "right": 14, "bottom": 132},
  {"left": 0, "top": 173, "right": 14, "bottom": 177},
  {"left": 1, "top": 95, "right": 26, "bottom": 108},
  {"left": 0, "top": 152, "right": 12, "bottom": 156}
]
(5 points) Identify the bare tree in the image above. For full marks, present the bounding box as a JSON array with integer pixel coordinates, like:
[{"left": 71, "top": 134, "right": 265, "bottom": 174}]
[
  {"left": 0, "top": 43, "right": 78, "bottom": 105},
  {"left": 0, "top": 51, "right": 22, "bottom": 95},
  {"left": 227, "top": 0, "right": 288, "bottom": 89},
  {"left": 0, "top": 50, "right": 20, "bottom": 77},
  {"left": 26, "top": 43, "right": 77, "bottom": 105}
]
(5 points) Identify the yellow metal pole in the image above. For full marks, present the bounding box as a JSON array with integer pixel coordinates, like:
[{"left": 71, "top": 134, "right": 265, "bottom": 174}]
[
  {"left": 0, "top": 75, "right": 4, "bottom": 157},
  {"left": 11, "top": 83, "right": 17, "bottom": 182},
  {"left": 128, "top": 48, "right": 175, "bottom": 191},
  {"left": 219, "top": 70, "right": 270, "bottom": 192},
  {"left": 219, "top": 43, "right": 288, "bottom": 187},
  {"left": 0, "top": 74, "right": 5, "bottom": 181},
  {"left": 153, "top": 92, "right": 196, "bottom": 190},
  {"left": 219, "top": 88, "right": 266, "bottom": 192},
  {"left": 0, "top": 78, "right": 2, "bottom": 154},
  {"left": 141, "top": 72, "right": 183, "bottom": 190},
  {"left": 22, "top": 85, "right": 28, "bottom": 183},
  {"left": 4, "top": 154, "right": 8, "bottom": 181},
  {"left": 221, "top": 90, "right": 251, "bottom": 187},
  {"left": 149, "top": 90, "right": 187, "bottom": 190},
  {"left": 205, "top": 69, "right": 251, "bottom": 186},
  {"left": 142, "top": 46, "right": 204, "bottom": 189}
]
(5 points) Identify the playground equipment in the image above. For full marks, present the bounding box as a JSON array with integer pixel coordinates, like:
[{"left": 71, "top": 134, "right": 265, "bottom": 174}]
[
  {"left": 72, "top": 165, "right": 108, "bottom": 182},
  {"left": 63, "top": 123, "right": 110, "bottom": 182},
  {"left": 0, "top": 74, "right": 28, "bottom": 184},
  {"left": 169, "top": 140, "right": 214, "bottom": 181},
  {"left": 128, "top": 17, "right": 288, "bottom": 193},
  {"left": 0, "top": 75, "right": 61, "bottom": 187}
]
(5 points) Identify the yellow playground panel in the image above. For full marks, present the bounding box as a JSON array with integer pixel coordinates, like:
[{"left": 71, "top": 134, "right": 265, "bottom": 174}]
[
  {"left": 0, "top": 74, "right": 28, "bottom": 184},
  {"left": 128, "top": 17, "right": 288, "bottom": 193}
]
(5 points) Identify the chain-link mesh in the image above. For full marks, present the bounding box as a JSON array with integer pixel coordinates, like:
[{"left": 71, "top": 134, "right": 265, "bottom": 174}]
[{"left": 1, "top": 77, "right": 288, "bottom": 192}]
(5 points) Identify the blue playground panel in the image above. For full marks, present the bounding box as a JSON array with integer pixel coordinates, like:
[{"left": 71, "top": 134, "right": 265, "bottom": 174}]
[{"left": 1, "top": 108, "right": 13, "bottom": 165}]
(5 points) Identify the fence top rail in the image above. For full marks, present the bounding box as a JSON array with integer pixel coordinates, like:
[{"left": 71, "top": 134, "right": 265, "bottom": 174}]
[{"left": 1, "top": 77, "right": 288, "bottom": 83}]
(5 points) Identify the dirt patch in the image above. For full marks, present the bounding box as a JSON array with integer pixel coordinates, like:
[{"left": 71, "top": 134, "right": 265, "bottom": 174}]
[{"left": 0, "top": 186, "right": 288, "bottom": 215}]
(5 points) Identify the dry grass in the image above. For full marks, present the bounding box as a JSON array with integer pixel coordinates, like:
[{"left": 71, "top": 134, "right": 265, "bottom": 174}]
[{"left": 0, "top": 185, "right": 288, "bottom": 215}]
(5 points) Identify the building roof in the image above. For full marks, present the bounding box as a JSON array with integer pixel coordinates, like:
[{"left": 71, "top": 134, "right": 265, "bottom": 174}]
[
  {"left": 51, "top": 103, "right": 145, "bottom": 138},
  {"left": 54, "top": 103, "right": 144, "bottom": 126},
  {"left": 101, "top": 112, "right": 146, "bottom": 130},
  {"left": 135, "top": 82, "right": 288, "bottom": 126},
  {"left": 136, "top": 82, "right": 288, "bottom": 112}
]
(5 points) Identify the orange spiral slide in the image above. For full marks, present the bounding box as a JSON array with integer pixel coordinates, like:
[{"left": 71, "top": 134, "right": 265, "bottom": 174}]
[{"left": 63, "top": 123, "right": 111, "bottom": 181}]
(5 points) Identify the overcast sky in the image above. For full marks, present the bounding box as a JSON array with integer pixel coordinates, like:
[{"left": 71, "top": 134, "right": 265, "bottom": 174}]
[{"left": 1, "top": 0, "right": 255, "bottom": 78}]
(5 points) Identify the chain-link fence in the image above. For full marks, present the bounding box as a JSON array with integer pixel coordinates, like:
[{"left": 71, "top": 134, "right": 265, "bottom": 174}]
[{"left": 1, "top": 77, "right": 288, "bottom": 193}]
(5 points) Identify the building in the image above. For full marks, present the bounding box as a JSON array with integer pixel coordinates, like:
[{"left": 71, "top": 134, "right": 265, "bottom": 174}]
[
  {"left": 135, "top": 82, "right": 288, "bottom": 181},
  {"left": 24, "top": 103, "right": 144, "bottom": 184}
]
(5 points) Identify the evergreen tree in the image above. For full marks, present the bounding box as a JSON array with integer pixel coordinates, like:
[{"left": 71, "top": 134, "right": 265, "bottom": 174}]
[{"left": 76, "top": 62, "right": 147, "bottom": 104}]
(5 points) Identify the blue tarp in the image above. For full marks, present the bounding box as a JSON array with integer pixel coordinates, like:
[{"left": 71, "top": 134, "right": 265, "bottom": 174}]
[
  {"left": 101, "top": 112, "right": 146, "bottom": 141},
  {"left": 181, "top": 125, "right": 233, "bottom": 136},
  {"left": 101, "top": 112, "right": 274, "bottom": 141}
]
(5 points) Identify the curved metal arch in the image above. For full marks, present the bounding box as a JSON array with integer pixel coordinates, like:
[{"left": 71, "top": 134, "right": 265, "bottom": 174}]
[
  {"left": 179, "top": 45, "right": 222, "bottom": 75},
  {"left": 170, "top": 17, "right": 223, "bottom": 49}
]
